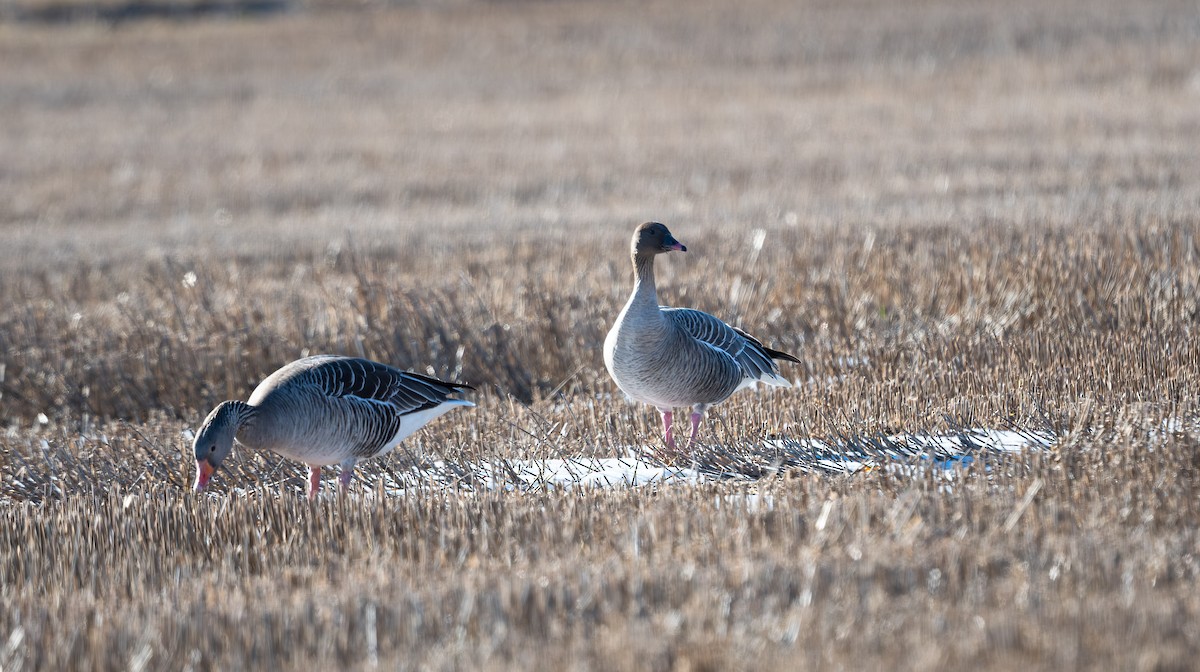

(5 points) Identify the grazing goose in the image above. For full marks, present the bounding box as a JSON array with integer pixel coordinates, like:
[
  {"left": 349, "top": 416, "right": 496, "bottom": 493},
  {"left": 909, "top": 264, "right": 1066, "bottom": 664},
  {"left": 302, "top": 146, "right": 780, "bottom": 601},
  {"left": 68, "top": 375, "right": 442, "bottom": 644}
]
[
  {"left": 192, "top": 355, "right": 473, "bottom": 499},
  {"left": 603, "top": 222, "right": 800, "bottom": 451}
]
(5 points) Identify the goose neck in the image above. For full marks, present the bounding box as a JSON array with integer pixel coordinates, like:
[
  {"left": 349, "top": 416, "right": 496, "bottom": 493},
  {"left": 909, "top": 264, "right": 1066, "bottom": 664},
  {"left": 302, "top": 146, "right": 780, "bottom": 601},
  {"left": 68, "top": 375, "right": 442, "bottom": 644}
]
[
  {"left": 226, "top": 400, "right": 258, "bottom": 431},
  {"left": 631, "top": 253, "right": 660, "bottom": 307}
]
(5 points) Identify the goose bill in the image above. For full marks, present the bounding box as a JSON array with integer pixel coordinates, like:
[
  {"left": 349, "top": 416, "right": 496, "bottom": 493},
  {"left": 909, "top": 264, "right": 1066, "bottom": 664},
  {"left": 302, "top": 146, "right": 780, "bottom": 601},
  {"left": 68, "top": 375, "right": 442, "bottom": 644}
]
[{"left": 194, "top": 459, "right": 216, "bottom": 492}]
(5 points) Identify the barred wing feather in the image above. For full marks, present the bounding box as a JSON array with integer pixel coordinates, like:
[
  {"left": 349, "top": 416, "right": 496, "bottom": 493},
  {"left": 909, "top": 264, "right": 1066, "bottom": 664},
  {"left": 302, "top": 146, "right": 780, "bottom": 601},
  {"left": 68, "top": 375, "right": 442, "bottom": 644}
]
[
  {"left": 303, "top": 356, "right": 472, "bottom": 414},
  {"left": 661, "top": 307, "right": 795, "bottom": 387}
]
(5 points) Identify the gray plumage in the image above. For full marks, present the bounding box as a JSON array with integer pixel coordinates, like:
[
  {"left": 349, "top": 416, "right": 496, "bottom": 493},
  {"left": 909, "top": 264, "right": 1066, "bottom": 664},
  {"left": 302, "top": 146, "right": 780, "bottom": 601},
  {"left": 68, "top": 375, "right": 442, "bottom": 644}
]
[
  {"left": 192, "top": 355, "right": 473, "bottom": 498},
  {"left": 603, "top": 222, "right": 799, "bottom": 450}
]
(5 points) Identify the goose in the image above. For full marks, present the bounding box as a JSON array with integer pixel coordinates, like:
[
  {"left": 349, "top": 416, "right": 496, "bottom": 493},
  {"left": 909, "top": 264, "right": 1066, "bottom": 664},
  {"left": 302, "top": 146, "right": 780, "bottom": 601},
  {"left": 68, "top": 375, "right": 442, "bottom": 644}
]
[
  {"left": 192, "top": 355, "right": 473, "bottom": 499},
  {"left": 603, "top": 222, "right": 800, "bottom": 451}
]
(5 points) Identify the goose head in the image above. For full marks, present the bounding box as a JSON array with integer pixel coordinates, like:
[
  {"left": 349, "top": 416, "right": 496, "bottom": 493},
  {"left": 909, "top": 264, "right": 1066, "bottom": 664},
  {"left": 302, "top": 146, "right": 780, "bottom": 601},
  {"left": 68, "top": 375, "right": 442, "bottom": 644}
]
[
  {"left": 632, "top": 222, "right": 687, "bottom": 259},
  {"left": 191, "top": 401, "right": 242, "bottom": 492}
]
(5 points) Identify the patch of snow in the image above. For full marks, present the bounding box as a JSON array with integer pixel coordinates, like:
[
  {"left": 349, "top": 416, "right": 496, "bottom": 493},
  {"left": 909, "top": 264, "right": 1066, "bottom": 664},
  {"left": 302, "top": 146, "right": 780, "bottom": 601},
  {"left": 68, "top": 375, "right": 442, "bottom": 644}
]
[
  {"left": 493, "top": 457, "right": 700, "bottom": 490},
  {"left": 210, "top": 428, "right": 1057, "bottom": 499}
]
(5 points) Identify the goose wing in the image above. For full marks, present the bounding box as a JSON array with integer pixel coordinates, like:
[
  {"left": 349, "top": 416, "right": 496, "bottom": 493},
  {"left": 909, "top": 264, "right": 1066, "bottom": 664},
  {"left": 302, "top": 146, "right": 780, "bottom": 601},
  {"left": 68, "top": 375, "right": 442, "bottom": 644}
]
[
  {"left": 661, "top": 307, "right": 795, "bottom": 386},
  {"left": 297, "top": 356, "right": 472, "bottom": 459},
  {"left": 305, "top": 356, "right": 472, "bottom": 414}
]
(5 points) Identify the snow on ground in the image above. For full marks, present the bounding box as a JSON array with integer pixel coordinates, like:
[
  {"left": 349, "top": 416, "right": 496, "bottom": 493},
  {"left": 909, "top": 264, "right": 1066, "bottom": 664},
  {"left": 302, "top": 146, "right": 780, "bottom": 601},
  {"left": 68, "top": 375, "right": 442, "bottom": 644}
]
[{"left": 363, "top": 428, "right": 1058, "bottom": 496}]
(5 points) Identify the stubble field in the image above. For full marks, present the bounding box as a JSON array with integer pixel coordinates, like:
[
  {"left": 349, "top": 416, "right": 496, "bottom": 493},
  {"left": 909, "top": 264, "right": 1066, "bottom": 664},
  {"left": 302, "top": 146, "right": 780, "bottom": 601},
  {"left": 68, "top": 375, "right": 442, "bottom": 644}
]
[{"left": 2, "top": 0, "right": 1200, "bottom": 669}]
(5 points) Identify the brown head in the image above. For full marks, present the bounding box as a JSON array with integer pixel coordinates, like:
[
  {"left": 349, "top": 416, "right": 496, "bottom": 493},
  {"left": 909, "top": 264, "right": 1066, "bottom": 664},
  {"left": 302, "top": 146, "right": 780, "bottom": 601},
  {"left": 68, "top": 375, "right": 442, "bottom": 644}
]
[{"left": 631, "top": 222, "right": 687, "bottom": 260}]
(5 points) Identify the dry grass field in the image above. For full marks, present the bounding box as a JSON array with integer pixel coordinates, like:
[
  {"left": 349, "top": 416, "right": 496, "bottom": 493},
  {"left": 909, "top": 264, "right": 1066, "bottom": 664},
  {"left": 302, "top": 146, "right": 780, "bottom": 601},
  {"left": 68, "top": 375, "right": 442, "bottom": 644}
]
[{"left": 3, "top": 0, "right": 1200, "bottom": 669}]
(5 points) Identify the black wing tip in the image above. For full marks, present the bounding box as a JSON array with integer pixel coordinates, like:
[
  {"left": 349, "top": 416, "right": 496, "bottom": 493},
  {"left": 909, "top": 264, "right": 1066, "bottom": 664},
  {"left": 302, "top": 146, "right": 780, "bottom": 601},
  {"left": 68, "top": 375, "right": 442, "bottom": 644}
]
[
  {"left": 731, "top": 327, "right": 802, "bottom": 365},
  {"left": 763, "top": 345, "right": 802, "bottom": 365},
  {"left": 404, "top": 370, "right": 475, "bottom": 392}
]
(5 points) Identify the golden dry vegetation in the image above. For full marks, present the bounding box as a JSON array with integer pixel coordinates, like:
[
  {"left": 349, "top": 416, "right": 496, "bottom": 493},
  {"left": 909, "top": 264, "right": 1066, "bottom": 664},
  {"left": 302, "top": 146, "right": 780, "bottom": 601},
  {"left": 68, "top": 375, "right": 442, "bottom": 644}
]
[{"left": 2, "top": 0, "right": 1200, "bottom": 669}]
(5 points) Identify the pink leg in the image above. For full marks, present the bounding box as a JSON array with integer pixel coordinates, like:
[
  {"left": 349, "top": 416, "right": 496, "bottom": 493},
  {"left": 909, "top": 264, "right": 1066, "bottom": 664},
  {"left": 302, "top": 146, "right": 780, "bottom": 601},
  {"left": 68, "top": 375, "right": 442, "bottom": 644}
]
[
  {"left": 338, "top": 465, "right": 354, "bottom": 492},
  {"left": 307, "top": 465, "right": 321, "bottom": 501},
  {"left": 687, "top": 410, "right": 704, "bottom": 449},
  {"left": 660, "top": 410, "right": 676, "bottom": 449}
]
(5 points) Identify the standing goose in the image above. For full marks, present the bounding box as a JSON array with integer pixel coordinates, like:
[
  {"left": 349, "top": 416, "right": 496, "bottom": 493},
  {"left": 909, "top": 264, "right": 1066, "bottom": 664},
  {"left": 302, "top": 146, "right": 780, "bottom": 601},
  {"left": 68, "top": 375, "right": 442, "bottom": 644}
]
[
  {"left": 604, "top": 222, "right": 799, "bottom": 451},
  {"left": 192, "top": 355, "right": 473, "bottom": 499}
]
